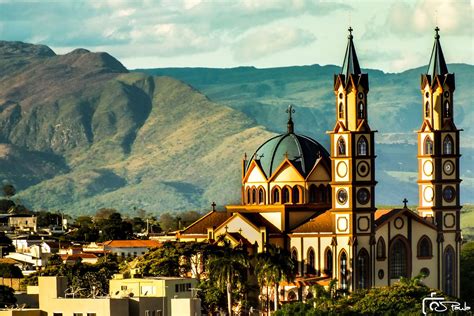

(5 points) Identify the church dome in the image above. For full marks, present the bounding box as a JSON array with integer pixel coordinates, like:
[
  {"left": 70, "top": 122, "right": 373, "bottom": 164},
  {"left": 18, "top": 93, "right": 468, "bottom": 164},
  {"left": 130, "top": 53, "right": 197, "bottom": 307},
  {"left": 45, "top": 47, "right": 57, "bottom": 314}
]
[{"left": 246, "top": 106, "right": 329, "bottom": 178}]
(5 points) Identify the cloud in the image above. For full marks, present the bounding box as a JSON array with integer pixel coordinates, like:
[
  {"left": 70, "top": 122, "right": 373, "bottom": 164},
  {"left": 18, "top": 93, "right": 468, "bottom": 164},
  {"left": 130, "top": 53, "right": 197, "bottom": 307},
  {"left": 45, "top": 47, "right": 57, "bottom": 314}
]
[
  {"left": 233, "top": 25, "right": 316, "bottom": 62},
  {"left": 380, "top": 0, "right": 473, "bottom": 37}
]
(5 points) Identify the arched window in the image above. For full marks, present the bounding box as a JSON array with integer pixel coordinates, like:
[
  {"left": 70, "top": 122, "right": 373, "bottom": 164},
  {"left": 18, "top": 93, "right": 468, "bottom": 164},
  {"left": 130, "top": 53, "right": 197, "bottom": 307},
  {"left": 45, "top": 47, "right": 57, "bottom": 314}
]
[
  {"left": 376, "top": 237, "right": 386, "bottom": 260},
  {"left": 282, "top": 187, "right": 290, "bottom": 204},
  {"left": 319, "top": 184, "right": 327, "bottom": 203},
  {"left": 356, "top": 248, "right": 370, "bottom": 289},
  {"left": 444, "top": 246, "right": 455, "bottom": 296},
  {"left": 246, "top": 188, "right": 251, "bottom": 204},
  {"left": 327, "top": 185, "right": 331, "bottom": 203},
  {"left": 417, "top": 236, "right": 432, "bottom": 258},
  {"left": 339, "top": 251, "right": 348, "bottom": 290},
  {"left": 272, "top": 187, "right": 280, "bottom": 204},
  {"left": 443, "top": 135, "right": 453, "bottom": 155},
  {"left": 357, "top": 137, "right": 368, "bottom": 156},
  {"left": 424, "top": 137, "right": 434, "bottom": 155},
  {"left": 291, "top": 248, "right": 299, "bottom": 274},
  {"left": 292, "top": 186, "right": 301, "bottom": 204},
  {"left": 390, "top": 237, "right": 409, "bottom": 279},
  {"left": 309, "top": 184, "right": 319, "bottom": 203},
  {"left": 338, "top": 102, "right": 344, "bottom": 119},
  {"left": 251, "top": 187, "right": 257, "bottom": 204},
  {"left": 358, "top": 102, "right": 364, "bottom": 118},
  {"left": 337, "top": 137, "right": 346, "bottom": 156},
  {"left": 307, "top": 247, "right": 315, "bottom": 274},
  {"left": 258, "top": 187, "right": 265, "bottom": 204},
  {"left": 324, "top": 247, "right": 333, "bottom": 277},
  {"left": 425, "top": 101, "right": 430, "bottom": 118},
  {"left": 444, "top": 101, "right": 451, "bottom": 118}
]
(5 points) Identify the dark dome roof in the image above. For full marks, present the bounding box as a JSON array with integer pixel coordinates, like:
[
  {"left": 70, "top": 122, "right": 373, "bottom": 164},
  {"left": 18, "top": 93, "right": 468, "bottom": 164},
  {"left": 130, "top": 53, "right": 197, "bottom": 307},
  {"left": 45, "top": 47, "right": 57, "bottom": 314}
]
[{"left": 246, "top": 132, "right": 329, "bottom": 178}]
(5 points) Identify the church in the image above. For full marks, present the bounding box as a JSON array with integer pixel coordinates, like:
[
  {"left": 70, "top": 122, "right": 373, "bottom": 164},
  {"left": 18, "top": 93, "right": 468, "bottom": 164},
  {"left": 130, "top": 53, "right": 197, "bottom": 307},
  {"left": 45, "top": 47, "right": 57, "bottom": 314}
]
[{"left": 176, "top": 27, "right": 461, "bottom": 299}]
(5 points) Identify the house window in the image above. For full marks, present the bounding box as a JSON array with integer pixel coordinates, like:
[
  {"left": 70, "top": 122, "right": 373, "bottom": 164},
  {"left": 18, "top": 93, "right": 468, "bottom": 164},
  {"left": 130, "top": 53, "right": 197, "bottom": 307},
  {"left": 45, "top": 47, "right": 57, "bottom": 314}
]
[
  {"left": 443, "top": 135, "right": 453, "bottom": 155},
  {"left": 121, "top": 285, "right": 127, "bottom": 290},
  {"left": 339, "top": 251, "right": 348, "bottom": 290},
  {"left": 356, "top": 249, "right": 370, "bottom": 289},
  {"left": 417, "top": 236, "right": 432, "bottom": 258},
  {"left": 292, "top": 186, "right": 300, "bottom": 204},
  {"left": 376, "top": 237, "right": 386, "bottom": 260},
  {"left": 246, "top": 188, "right": 251, "bottom": 204},
  {"left": 272, "top": 187, "right": 280, "bottom": 204},
  {"left": 320, "top": 184, "right": 327, "bottom": 202},
  {"left": 425, "top": 101, "right": 430, "bottom": 118},
  {"left": 309, "top": 184, "right": 319, "bottom": 203},
  {"left": 307, "top": 248, "right": 315, "bottom": 274},
  {"left": 282, "top": 187, "right": 290, "bottom": 204},
  {"left": 338, "top": 102, "right": 344, "bottom": 119},
  {"left": 73, "top": 314, "right": 83, "bottom": 316},
  {"left": 53, "top": 314, "right": 63, "bottom": 316},
  {"left": 251, "top": 188, "right": 256, "bottom": 204},
  {"left": 390, "top": 238, "right": 408, "bottom": 279},
  {"left": 87, "top": 314, "right": 97, "bottom": 316},
  {"left": 324, "top": 248, "right": 333, "bottom": 277},
  {"left": 357, "top": 137, "right": 368, "bottom": 156},
  {"left": 424, "top": 137, "right": 434, "bottom": 155},
  {"left": 444, "top": 246, "right": 455, "bottom": 296},
  {"left": 337, "top": 137, "right": 346, "bottom": 156}
]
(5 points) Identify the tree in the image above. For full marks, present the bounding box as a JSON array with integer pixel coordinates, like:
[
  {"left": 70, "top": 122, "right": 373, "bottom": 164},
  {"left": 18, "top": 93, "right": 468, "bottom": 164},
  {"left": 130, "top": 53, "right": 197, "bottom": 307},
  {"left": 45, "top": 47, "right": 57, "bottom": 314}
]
[
  {"left": 159, "top": 212, "right": 178, "bottom": 232},
  {"left": 0, "top": 200, "right": 15, "bottom": 213},
  {"left": 0, "top": 263, "right": 22, "bottom": 278},
  {"left": 460, "top": 241, "right": 474, "bottom": 306},
  {"left": 255, "top": 244, "right": 295, "bottom": 312},
  {"left": 2, "top": 184, "right": 15, "bottom": 199},
  {"left": 208, "top": 246, "right": 249, "bottom": 316},
  {"left": 0, "top": 285, "right": 16, "bottom": 307}
]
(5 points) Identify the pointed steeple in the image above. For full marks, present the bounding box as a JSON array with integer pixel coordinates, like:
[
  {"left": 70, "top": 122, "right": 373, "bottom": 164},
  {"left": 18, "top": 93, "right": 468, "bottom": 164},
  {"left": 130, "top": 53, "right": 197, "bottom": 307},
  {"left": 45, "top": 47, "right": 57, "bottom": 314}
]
[
  {"left": 427, "top": 27, "right": 448, "bottom": 78},
  {"left": 341, "top": 26, "right": 361, "bottom": 78}
]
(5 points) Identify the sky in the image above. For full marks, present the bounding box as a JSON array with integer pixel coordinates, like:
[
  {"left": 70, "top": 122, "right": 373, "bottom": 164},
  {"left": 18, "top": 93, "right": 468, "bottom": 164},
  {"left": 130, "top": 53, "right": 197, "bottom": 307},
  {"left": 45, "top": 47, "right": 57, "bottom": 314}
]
[{"left": 0, "top": 0, "right": 472, "bottom": 73}]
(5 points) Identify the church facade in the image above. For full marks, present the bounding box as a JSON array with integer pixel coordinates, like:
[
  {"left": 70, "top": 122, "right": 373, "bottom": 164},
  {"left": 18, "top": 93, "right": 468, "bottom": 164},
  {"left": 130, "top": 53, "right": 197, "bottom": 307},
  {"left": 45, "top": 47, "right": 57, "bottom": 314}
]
[{"left": 177, "top": 27, "right": 461, "bottom": 299}]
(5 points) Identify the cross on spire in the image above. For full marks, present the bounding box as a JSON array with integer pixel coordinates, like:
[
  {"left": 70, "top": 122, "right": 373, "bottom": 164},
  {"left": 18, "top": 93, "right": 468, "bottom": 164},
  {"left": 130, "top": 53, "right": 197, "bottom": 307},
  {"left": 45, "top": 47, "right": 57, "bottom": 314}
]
[
  {"left": 286, "top": 104, "right": 295, "bottom": 133},
  {"left": 403, "top": 198, "right": 408, "bottom": 208},
  {"left": 211, "top": 201, "right": 216, "bottom": 211},
  {"left": 348, "top": 26, "right": 353, "bottom": 38},
  {"left": 434, "top": 26, "right": 440, "bottom": 39}
]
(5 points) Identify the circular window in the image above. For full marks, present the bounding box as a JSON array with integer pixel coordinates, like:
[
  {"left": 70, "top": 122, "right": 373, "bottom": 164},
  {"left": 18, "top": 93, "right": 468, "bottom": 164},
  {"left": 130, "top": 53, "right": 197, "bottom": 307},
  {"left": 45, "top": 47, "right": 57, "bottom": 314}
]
[
  {"left": 444, "top": 91, "right": 450, "bottom": 98},
  {"left": 443, "top": 161, "right": 455, "bottom": 175},
  {"left": 423, "top": 186, "right": 434, "bottom": 202},
  {"left": 357, "top": 161, "right": 370, "bottom": 177},
  {"left": 443, "top": 186, "right": 455, "bottom": 202},
  {"left": 358, "top": 92, "right": 364, "bottom": 99},
  {"left": 378, "top": 269, "right": 384, "bottom": 279},
  {"left": 444, "top": 213, "right": 455, "bottom": 228},
  {"left": 394, "top": 217, "right": 404, "bottom": 229},
  {"left": 337, "top": 189, "right": 348, "bottom": 204},
  {"left": 336, "top": 161, "right": 348, "bottom": 177},
  {"left": 423, "top": 160, "right": 433, "bottom": 176},
  {"left": 420, "top": 267, "right": 430, "bottom": 277},
  {"left": 357, "top": 188, "right": 370, "bottom": 205},
  {"left": 425, "top": 92, "right": 429, "bottom": 98},
  {"left": 339, "top": 93, "right": 343, "bottom": 99}
]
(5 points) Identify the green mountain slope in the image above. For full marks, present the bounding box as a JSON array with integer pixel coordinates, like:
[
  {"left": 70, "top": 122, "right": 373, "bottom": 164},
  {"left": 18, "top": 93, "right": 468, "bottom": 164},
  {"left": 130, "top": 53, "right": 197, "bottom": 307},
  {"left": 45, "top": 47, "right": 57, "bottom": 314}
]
[{"left": 0, "top": 41, "right": 273, "bottom": 215}]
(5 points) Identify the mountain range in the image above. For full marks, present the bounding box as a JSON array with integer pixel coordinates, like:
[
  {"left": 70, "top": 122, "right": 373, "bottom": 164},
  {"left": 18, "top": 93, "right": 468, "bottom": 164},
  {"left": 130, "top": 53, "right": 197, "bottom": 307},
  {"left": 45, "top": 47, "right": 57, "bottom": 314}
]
[{"left": 0, "top": 41, "right": 472, "bottom": 216}]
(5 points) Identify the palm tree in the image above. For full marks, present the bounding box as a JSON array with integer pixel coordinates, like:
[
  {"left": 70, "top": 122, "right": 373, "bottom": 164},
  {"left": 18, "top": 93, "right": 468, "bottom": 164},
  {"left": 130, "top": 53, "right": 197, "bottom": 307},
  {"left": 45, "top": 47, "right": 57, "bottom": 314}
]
[
  {"left": 255, "top": 244, "right": 295, "bottom": 313},
  {"left": 208, "top": 246, "right": 249, "bottom": 315}
]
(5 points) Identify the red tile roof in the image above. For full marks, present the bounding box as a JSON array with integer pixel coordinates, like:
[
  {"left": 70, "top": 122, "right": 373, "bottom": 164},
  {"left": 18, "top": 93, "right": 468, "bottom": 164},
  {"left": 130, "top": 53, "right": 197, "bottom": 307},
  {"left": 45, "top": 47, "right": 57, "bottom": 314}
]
[
  {"left": 60, "top": 253, "right": 98, "bottom": 260},
  {"left": 180, "top": 211, "right": 230, "bottom": 235},
  {"left": 291, "top": 211, "right": 333, "bottom": 233},
  {"left": 102, "top": 240, "right": 161, "bottom": 248}
]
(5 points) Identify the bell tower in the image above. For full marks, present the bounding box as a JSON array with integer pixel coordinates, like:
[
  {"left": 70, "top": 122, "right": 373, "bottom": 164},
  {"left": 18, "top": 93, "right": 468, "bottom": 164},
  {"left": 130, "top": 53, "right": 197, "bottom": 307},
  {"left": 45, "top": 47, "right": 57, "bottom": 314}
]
[
  {"left": 329, "top": 27, "right": 377, "bottom": 291},
  {"left": 417, "top": 27, "right": 461, "bottom": 297}
]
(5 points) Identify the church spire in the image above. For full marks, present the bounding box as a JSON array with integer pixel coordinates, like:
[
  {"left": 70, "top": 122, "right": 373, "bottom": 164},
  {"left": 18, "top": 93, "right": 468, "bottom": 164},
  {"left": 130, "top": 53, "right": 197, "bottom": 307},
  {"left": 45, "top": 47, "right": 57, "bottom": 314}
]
[
  {"left": 426, "top": 26, "right": 448, "bottom": 78},
  {"left": 286, "top": 104, "right": 295, "bottom": 133},
  {"left": 341, "top": 26, "right": 361, "bottom": 79}
]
